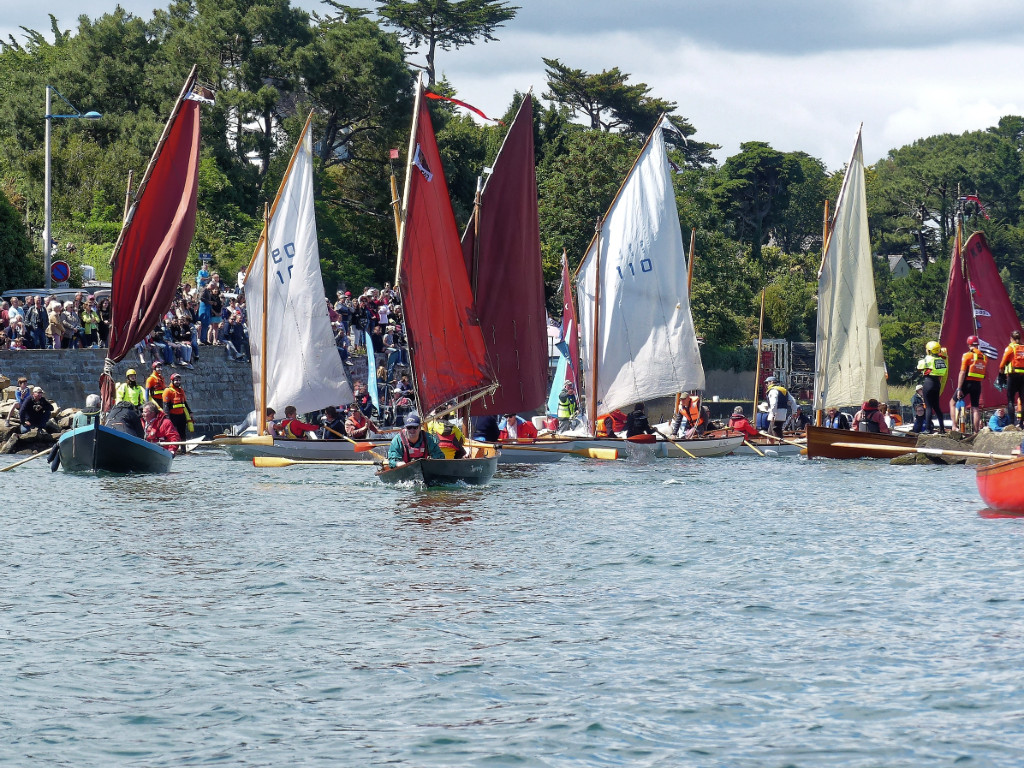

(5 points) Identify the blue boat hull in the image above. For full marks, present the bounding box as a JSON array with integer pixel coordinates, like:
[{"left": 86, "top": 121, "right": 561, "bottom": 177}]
[{"left": 58, "top": 423, "right": 174, "bottom": 474}]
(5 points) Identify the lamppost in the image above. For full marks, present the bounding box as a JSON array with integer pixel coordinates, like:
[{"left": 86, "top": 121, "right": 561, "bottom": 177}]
[{"left": 44, "top": 85, "right": 101, "bottom": 289}]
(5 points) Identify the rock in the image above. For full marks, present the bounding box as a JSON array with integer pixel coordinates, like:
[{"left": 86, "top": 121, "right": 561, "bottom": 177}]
[
  {"left": 915, "top": 433, "right": 968, "bottom": 464},
  {"left": 966, "top": 430, "right": 1023, "bottom": 466}
]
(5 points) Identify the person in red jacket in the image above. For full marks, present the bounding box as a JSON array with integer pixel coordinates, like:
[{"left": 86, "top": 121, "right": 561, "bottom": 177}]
[
  {"left": 499, "top": 413, "right": 538, "bottom": 441},
  {"left": 276, "top": 405, "right": 320, "bottom": 439},
  {"left": 726, "top": 406, "right": 759, "bottom": 438},
  {"left": 143, "top": 403, "right": 181, "bottom": 452}
]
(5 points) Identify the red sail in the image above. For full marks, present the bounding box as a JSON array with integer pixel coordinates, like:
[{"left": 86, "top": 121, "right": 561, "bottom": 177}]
[
  {"left": 461, "top": 94, "right": 548, "bottom": 415},
  {"left": 400, "top": 94, "right": 496, "bottom": 416},
  {"left": 939, "top": 231, "right": 1023, "bottom": 408}
]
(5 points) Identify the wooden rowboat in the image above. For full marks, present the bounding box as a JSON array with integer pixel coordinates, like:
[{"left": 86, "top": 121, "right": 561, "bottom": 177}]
[
  {"left": 805, "top": 425, "right": 917, "bottom": 460},
  {"left": 976, "top": 456, "right": 1024, "bottom": 513},
  {"left": 376, "top": 445, "right": 498, "bottom": 486}
]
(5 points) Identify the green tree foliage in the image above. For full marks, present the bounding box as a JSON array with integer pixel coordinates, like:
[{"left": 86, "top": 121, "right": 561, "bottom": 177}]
[
  {"left": 374, "top": 0, "right": 518, "bottom": 86},
  {"left": 542, "top": 58, "right": 715, "bottom": 166}
]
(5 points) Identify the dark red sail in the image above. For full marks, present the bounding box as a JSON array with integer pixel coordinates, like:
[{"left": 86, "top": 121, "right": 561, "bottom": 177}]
[
  {"left": 460, "top": 94, "right": 548, "bottom": 415},
  {"left": 399, "top": 88, "right": 496, "bottom": 416},
  {"left": 939, "top": 231, "right": 1023, "bottom": 408}
]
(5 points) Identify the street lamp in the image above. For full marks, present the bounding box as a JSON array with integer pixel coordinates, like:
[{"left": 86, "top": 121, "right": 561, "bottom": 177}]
[{"left": 44, "top": 85, "right": 101, "bottom": 289}]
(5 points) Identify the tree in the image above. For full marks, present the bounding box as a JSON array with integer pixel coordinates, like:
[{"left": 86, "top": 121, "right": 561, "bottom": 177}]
[
  {"left": 542, "top": 58, "right": 715, "bottom": 166},
  {"left": 713, "top": 141, "right": 804, "bottom": 263},
  {"left": 375, "top": 0, "right": 517, "bottom": 86}
]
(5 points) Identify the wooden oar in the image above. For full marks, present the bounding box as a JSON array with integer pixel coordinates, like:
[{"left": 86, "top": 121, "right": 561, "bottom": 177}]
[
  {"left": 213, "top": 434, "right": 274, "bottom": 446},
  {"left": 832, "top": 442, "right": 1017, "bottom": 462},
  {"left": 253, "top": 456, "right": 378, "bottom": 468},
  {"left": 0, "top": 448, "right": 52, "bottom": 472},
  {"left": 653, "top": 428, "right": 697, "bottom": 459},
  {"left": 758, "top": 430, "right": 806, "bottom": 449},
  {"left": 742, "top": 440, "right": 766, "bottom": 457},
  {"left": 467, "top": 439, "right": 618, "bottom": 460}
]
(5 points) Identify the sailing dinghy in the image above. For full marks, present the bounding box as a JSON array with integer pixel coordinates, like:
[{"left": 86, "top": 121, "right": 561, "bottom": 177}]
[
  {"left": 60, "top": 68, "right": 206, "bottom": 474},
  {"left": 376, "top": 78, "right": 500, "bottom": 485},
  {"left": 574, "top": 115, "right": 741, "bottom": 458}
]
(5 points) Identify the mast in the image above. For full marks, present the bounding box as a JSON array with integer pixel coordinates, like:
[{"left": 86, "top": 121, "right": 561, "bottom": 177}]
[
  {"left": 259, "top": 202, "right": 269, "bottom": 436},
  {"left": 589, "top": 216, "right": 602, "bottom": 433}
]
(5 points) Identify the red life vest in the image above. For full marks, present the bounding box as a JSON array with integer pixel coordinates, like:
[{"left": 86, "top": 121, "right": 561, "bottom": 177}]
[{"left": 400, "top": 430, "right": 429, "bottom": 462}]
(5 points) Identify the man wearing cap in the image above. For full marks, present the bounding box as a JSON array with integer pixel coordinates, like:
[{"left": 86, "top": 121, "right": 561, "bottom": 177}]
[
  {"left": 19, "top": 386, "right": 54, "bottom": 433},
  {"left": 852, "top": 399, "right": 890, "bottom": 434},
  {"left": 557, "top": 381, "right": 579, "bottom": 431},
  {"left": 955, "top": 335, "right": 988, "bottom": 433},
  {"left": 727, "top": 406, "right": 759, "bottom": 439},
  {"left": 911, "top": 384, "right": 927, "bottom": 433},
  {"left": 115, "top": 369, "right": 146, "bottom": 409},
  {"left": 764, "top": 376, "right": 795, "bottom": 438},
  {"left": 387, "top": 414, "right": 443, "bottom": 467}
]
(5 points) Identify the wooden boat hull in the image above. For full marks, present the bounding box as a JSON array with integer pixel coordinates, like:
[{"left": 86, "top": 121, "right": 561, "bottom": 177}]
[
  {"left": 805, "top": 425, "right": 917, "bottom": 460},
  {"left": 58, "top": 423, "right": 174, "bottom": 474},
  {"left": 976, "top": 456, "right": 1024, "bottom": 513},
  {"left": 377, "top": 447, "right": 499, "bottom": 486}
]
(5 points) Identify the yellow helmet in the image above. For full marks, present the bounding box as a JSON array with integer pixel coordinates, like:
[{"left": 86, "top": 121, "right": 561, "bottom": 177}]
[
  {"left": 926, "top": 341, "right": 941, "bottom": 354},
  {"left": 126, "top": 369, "right": 137, "bottom": 376}
]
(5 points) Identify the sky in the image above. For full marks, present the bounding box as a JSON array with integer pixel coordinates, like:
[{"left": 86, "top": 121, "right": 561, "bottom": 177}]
[{"left": 6, "top": 0, "right": 1024, "bottom": 170}]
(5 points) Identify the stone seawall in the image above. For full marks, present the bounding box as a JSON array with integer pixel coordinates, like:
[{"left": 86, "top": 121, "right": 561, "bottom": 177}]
[{"left": 0, "top": 349, "right": 256, "bottom": 434}]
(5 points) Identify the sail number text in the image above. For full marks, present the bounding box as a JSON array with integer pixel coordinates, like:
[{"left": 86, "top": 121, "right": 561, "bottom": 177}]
[{"left": 272, "top": 241, "right": 296, "bottom": 284}]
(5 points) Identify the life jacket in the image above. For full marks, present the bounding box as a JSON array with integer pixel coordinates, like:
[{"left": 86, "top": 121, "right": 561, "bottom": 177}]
[
  {"left": 857, "top": 410, "right": 881, "bottom": 433},
  {"left": 146, "top": 373, "right": 166, "bottom": 404},
  {"left": 1010, "top": 343, "right": 1024, "bottom": 373},
  {"left": 115, "top": 381, "right": 146, "bottom": 407},
  {"left": 557, "top": 392, "right": 578, "bottom": 418},
  {"left": 163, "top": 384, "right": 188, "bottom": 413},
  {"left": 964, "top": 349, "right": 987, "bottom": 380},
  {"left": 400, "top": 430, "right": 430, "bottom": 462}
]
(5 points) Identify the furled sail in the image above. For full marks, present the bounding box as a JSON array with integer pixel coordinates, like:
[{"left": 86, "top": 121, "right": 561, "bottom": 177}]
[
  {"left": 576, "top": 117, "right": 704, "bottom": 419},
  {"left": 245, "top": 113, "right": 352, "bottom": 417},
  {"left": 397, "top": 81, "right": 497, "bottom": 417},
  {"left": 939, "top": 229, "right": 1023, "bottom": 408},
  {"left": 101, "top": 67, "right": 203, "bottom": 410},
  {"left": 460, "top": 93, "right": 547, "bottom": 415},
  {"left": 813, "top": 126, "right": 888, "bottom": 410}
]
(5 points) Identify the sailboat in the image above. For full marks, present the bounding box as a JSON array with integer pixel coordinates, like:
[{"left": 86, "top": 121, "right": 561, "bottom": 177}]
[
  {"left": 806, "top": 125, "right": 915, "bottom": 459},
  {"left": 574, "top": 116, "right": 742, "bottom": 458},
  {"left": 221, "top": 112, "right": 361, "bottom": 462},
  {"left": 938, "top": 223, "right": 1023, "bottom": 412},
  {"left": 58, "top": 67, "right": 207, "bottom": 473},
  {"left": 376, "top": 78, "right": 500, "bottom": 485},
  {"left": 459, "top": 93, "right": 573, "bottom": 464}
]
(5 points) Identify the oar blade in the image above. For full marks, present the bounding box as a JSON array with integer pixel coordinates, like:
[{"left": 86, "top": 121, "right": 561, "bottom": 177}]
[{"left": 253, "top": 456, "right": 294, "bottom": 468}]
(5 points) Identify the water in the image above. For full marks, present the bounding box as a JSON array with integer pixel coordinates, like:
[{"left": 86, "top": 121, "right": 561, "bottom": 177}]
[{"left": 4, "top": 450, "right": 1024, "bottom": 767}]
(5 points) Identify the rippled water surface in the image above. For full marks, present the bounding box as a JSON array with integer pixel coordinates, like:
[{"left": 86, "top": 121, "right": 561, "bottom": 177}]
[{"left": 3, "top": 449, "right": 1024, "bottom": 766}]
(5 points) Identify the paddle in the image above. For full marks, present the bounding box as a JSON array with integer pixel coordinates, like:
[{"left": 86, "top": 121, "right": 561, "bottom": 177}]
[
  {"left": 832, "top": 442, "right": 1017, "bottom": 462},
  {"left": 0, "top": 448, "right": 52, "bottom": 472},
  {"left": 466, "top": 439, "right": 618, "bottom": 460},
  {"left": 212, "top": 434, "right": 274, "bottom": 446},
  {"left": 758, "top": 430, "right": 806, "bottom": 449},
  {"left": 652, "top": 428, "right": 698, "bottom": 459},
  {"left": 253, "top": 456, "right": 378, "bottom": 468}
]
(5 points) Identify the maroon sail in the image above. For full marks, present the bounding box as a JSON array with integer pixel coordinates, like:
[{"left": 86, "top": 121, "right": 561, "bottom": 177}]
[
  {"left": 398, "top": 84, "right": 496, "bottom": 416},
  {"left": 99, "top": 70, "right": 203, "bottom": 413},
  {"left": 939, "top": 230, "right": 1023, "bottom": 408},
  {"left": 460, "top": 94, "right": 547, "bottom": 415}
]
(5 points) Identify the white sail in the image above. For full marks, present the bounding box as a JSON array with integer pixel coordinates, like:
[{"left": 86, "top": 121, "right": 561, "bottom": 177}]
[
  {"left": 813, "top": 125, "right": 887, "bottom": 410},
  {"left": 245, "top": 120, "right": 352, "bottom": 415},
  {"left": 576, "top": 120, "right": 704, "bottom": 417}
]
